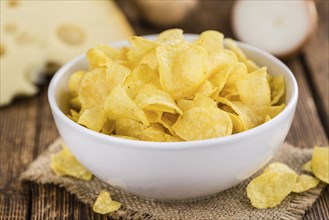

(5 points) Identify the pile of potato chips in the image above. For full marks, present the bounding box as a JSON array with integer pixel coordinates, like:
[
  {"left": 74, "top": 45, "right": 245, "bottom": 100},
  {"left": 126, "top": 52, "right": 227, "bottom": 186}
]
[
  {"left": 247, "top": 146, "right": 328, "bottom": 209},
  {"left": 67, "top": 29, "right": 285, "bottom": 141}
]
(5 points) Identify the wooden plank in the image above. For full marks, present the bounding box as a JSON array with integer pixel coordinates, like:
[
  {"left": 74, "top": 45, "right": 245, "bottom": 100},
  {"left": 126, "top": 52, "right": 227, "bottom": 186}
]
[
  {"left": 30, "top": 183, "right": 107, "bottom": 220},
  {"left": 0, "top": 192, "right": 29, "bottom": 220},
  {"left": 303, "top": 1, "right": 329, "bottom": 135},
  {"left": 285, "top": 58, "right": 328, "bottom": 148}
]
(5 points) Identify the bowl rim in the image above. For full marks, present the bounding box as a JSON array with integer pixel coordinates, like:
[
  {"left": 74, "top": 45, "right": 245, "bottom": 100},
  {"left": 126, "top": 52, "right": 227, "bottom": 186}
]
[{"left": 48, "top": 34, "right": 298, "bottom": 150}]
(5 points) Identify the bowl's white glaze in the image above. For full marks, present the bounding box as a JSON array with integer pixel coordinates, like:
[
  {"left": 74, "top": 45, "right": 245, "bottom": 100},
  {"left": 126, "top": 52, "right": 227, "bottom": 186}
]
[{"left": 48, "top": 34, "right": 298, "bottom": 200}]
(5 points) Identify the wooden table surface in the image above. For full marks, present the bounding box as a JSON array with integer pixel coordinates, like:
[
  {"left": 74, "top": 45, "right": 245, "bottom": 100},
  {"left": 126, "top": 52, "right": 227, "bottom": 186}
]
[{"left": 1, "top": 1, "right": 328, "bottom": 219}]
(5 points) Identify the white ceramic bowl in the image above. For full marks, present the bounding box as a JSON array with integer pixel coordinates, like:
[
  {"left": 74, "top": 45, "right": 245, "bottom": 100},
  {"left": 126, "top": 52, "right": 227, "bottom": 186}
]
[{"left": 48, "top": 34, "right": 298, "bottom": 201}]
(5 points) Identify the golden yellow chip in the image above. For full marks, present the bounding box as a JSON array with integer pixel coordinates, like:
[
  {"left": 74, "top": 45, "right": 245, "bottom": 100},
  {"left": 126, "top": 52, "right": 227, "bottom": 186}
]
[
  {"left": 87, "top": 48, "right": 112, "bottom": 69},
  {"left": 224, "top": 38, "right": 259, "bottom": 72},
  {"left": 115, "top": 118, "right": 145, "bottom": 139},
  {"left": 69, "top": 70, "right": 85, "bottom": 97},
  {"left": 68, "top": 109, "right": 80, "bottom": 122},
  {"left": 144, "top": 110, "right": 162, "bottom": 123},
  {"left": 263, "top": 162, "right": 298, "bottom": 176},
  {"left": 96, "top": 44, "right": 127, "bottom": 61},
  {"left": 70, "top": 97, "right": 81, "bottom": 110},
  {"left": 140, "top": 123, "right": 167, "bottom": 142},
  {"left": 101, "top": 119, "right": 115, "bottom": 135},
  {"left": 78, "top": 107, "right": 107, "bottom": 132},
  {"left": 92, "top": 191, "right": 121, "bottom": 214},
  {"left": 156, "top": 28, "right": 184, "bottom": 44},
  {"left": 79, "top": 68, "right": 110, "bottom": 109},
  {"left": 269, "top": 75, "right": 285, "bottom": 105},
  {"left": 236, "top": 67, "right": 271, "bottom": 106},
  {"left": 311, "top": 146, "right": 329, "bottom": 183},
  {"left": 247, "top": 170, "right": 297, "bottom": 209},
  {"left": 127, "top": 36, "right": 159, "bottom": 68},
  {"left": 156, "top": 42, "right": 208, "bottom": 100},
  {"left": 302, "top": 160, "right": 312, "bottom": 172},
  {"left": 292, "top": 174, "right": 320, "bottom": 193},
  {"left": 104, "top": 85, "right": 149, "bottom": 126},
  {"left": 173, "top": 106, "right": 232, "bottom": 141},
  {"left": 123, "top": 64, "right": 159, "bottom": 99},
  {"left": 106, "top": 62, "right": 131, "bottom": 92},
  {"left": 50, "top": 145, "right": 92, "bottom": 180},
  {"left": 135, "top": 84, "right": 182, "bottom": 114}
]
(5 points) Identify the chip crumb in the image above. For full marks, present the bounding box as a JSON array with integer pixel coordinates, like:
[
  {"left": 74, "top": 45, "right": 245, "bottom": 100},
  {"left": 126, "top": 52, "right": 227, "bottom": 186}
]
[{"left": 92, "top": 191, "right": 122, "bottom": 214}]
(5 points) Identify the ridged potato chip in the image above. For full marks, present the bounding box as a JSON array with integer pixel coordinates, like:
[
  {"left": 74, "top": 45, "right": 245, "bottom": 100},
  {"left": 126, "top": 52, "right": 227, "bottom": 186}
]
[
  {"left": 69, "top": 71, "right": 85, "bottom": 98},
  {"left": 92, "top": 191, "right": 121, "bottom": 214},
  {"left": 311, "top": 146, "right": 329, "bottom": 183},
  {"left": 156, "top": 28, "right": 184, "bottom": 44},
  {"left": 269, "top": 75, "right": 285, "bottom": 105},
  {"left": 292, "top": 174, "right": 320, "bottom": 193},
  {"left": 50, "top": 145, "right": 92, "bottom": 180},
  {"left": 106, "top": 62, "right": 131, "bottom": 92},
  {"left": 87, "top": 48, "right": 112, "bottom": 69}
]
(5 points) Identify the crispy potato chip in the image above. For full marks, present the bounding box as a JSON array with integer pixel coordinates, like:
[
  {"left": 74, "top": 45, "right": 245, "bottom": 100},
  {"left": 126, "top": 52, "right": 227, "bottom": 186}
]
[
  {"left": 157, "top": 42, "right": 208, "bottom": 100},
  {"left": 269, "top": 75, "right": 285, "bottom": 105},
  {"left": 104, "top": 86, "right": 149, "bottom": 126},
  {"left": 197, "top": 80, "right": 217, "bottom": 97},
  {"left": 92, "top": 191, "right": 121, "bottom": 214},
  {"left": 87, "top": 48, "right": 112, "bottom": 69},
  {"left": 264, "top": 115, "right": 271, "bottom": 123},
  {"left": 124, "top": 64, "right": 160, "bottom": 99},
  {"left": 225, "top": 38, "right": 259, "bottom": 72},
  {"left": 227, "top": 112, "right": 246, "bottom": 133},
  {"left": 96, "top": 44, "right": 127, "bottom": 61},
  {"left": 302, "top": 160, "right": 312, "bottom": 172},
  {"left": 78, "top": 107, "right": 107, "bottom": 132},
  {"left": 135, "top": 84, "right": 182, "bottom": 114},
  {"left": 68, "top": 109, "right": 80, "bottom": 122},
  {"left": 69, "top": 71, "right": 85, "bottom": 97},
  {"left": 156, "top": 28, "right": 184, "bottom": 44},
  {"left": 247, "top": 170, "right": 297, "bottom": 209},
  {"left": 50, "top": 145, "right": 92, "bottom": 180},
  {"left": 236, "top": 67, "right": 271, "bottom": 106},
  {"left": 79, "top": 68, "right": 110, "bottom": 109},
  {"left": 173, "top": 106, "right": 232, "bottom": 141},
  {"left": 311, "top": 146, "right": 329, "bottom": 183},
  {"left": 70, "top": 97, "right": 81, "bottom": 110},
  {"left": 101, "top": 119, "right": 115, "bottom": 135},
  {"left": 140, "top": 123, "right": 167, "bottom": 142},
  {"left": 127, "top": 36, "right": 159, "bottom": 68},
  {"left": 263, "top": 162, "right": 298, "bottom": 176},
  {"left": 292, "top": 174, "right": 320, "bottom": 193},
  {"left": 115, "top": 118, "right": 145, "bottom": 139},
  {"left": 144, "top": 110, "right": 162, "bottom": 123},
  {"left": 106, "top": 62, "right": 131, "bottom": 92}
]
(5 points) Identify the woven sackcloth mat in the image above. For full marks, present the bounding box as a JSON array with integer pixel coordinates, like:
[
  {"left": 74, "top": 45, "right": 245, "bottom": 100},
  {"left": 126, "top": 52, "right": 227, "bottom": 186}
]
[{"left": 20, "top": 138, "right": 326, "bottom": 220}]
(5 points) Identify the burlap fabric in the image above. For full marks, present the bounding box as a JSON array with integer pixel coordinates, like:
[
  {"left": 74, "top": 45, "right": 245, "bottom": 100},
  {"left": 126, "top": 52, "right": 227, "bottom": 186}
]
[{"left": 20, "top": 139, "right": 326, "bottom": 220}]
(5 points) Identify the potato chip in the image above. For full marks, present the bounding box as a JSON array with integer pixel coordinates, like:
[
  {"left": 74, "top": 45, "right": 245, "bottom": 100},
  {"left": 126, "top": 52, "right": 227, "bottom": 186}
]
[
  {"left": 263, "top": 162, "right": 298, "bottom": 176},
  {"left": 50, "top": 145, "right": 92, "bottom": 180},
  {"left": 236, "top": 67, "right": 271, "bottom": 106},
  {"left": 156, "top": 28, "right": 184, "bottom": 44},
  {"left": 140, "top": 123, "right": 167, "bottom": 142},
  {"left": 78, "top": 107, "right": 107, "bottom": 132},
  {"left": 135, "top": 84, "right": 182, "bottom": 114},
  {"left": 101, "top": 119, "right": 115, "bottom": 135},
  {"left": 87, "top": 48, "right": 112, "bottom": 68},
  {"left": 311, "top": 146, "right": 329, "bottom": 183},
  {"left": 69, "top": 70, "right": 85, "bottom": 97},
  {"left": 269, "top": 75, "right": 285, "bottom": 105},
  {"left": 144, "top": 110, "right": 162, "bottom": 123},
  {"left": 247, "top": 170, "right": 297, "bottom": 209},
  {"left": 106, "top": 62, "right": 131, "bottom": 92},
  {"left": 302, "top": 160, "right": 312, "bottom": 172},
  {"left": 173, "top": 106, "right": 232, "bottom": 141},
  {"left": 68, "top": 109, "right": 80, "bottom": 122},
  {"left": 96, "top": 44, "right": 127, "bottom": 61},
  {"left": 70, "top": 97, "right": 81, "bottom": 110},
  {"left": 292, "top": 174, "right": 320, "bottom": 193},
  {"left": 79, "top": 68, "right": 110, "bottom": 109},
  {"left": 104, "top": 85, "right": 149, "bottom": 126},
  {"left": 127, "top": 36, "right": 159, "bottom": 68},
  {"left": 92, "top": 191, "right": 121, "bottom": 214},
  {"left": 115, "top": 118, "right": 145, "bottom": 139},
  {"left": 224, "top": 38, "right": 259, "bottom": 72},
  {"left": 156, "top": 42, "right": 208, "bottom": 100},
  {"left": 124, "top": 64, "right": 159, "bottom": 99},
  {"left": 197, "top": 80, "right": 217, "bottom": 97}
]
